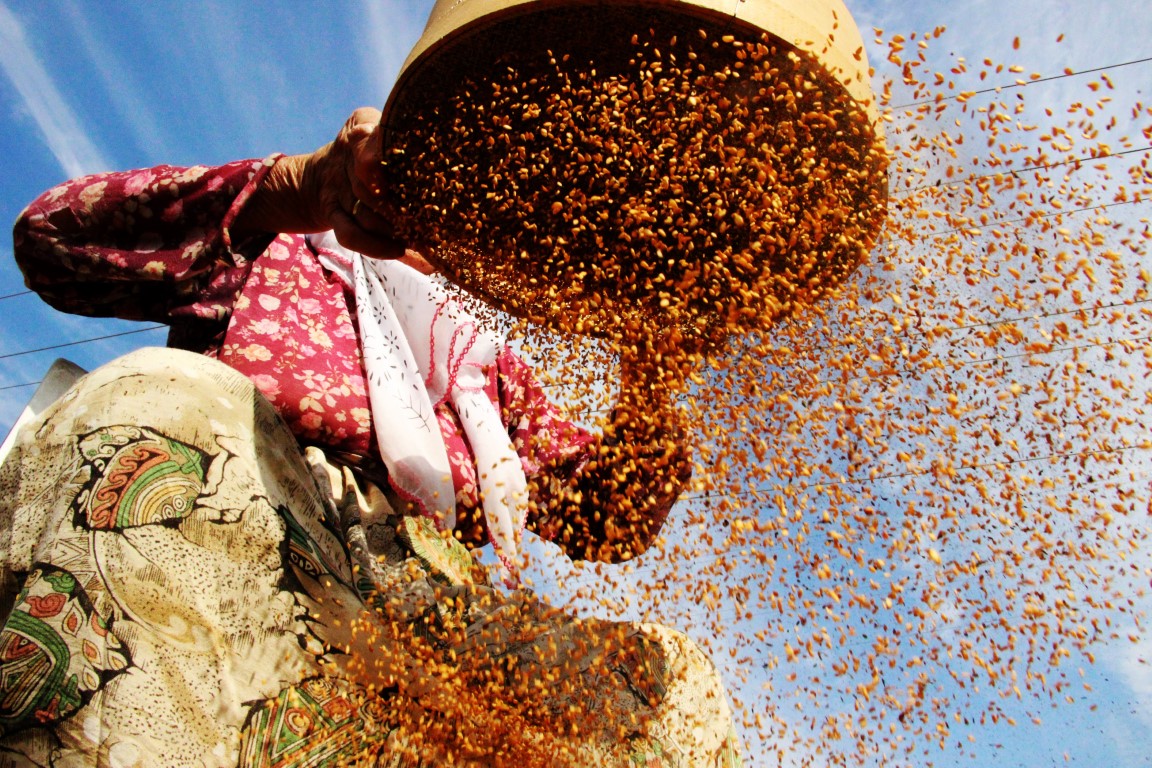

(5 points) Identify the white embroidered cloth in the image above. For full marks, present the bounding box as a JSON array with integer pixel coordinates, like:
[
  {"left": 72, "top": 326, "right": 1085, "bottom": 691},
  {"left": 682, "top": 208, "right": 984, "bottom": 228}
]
[{"left": 310, "top": 232, "right": 527, "bottom": 584}]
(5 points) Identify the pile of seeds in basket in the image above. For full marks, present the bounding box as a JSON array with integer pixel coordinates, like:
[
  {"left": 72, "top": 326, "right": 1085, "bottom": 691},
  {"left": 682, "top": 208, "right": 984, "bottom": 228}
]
[{"left": 379, "top": 12, "right": 887, "bottom": 346}]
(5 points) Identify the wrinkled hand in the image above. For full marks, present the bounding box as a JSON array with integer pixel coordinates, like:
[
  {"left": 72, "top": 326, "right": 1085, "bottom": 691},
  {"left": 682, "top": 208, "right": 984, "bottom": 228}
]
[{"left": 234, "top": 107, "right": 407, "bottom": 260}]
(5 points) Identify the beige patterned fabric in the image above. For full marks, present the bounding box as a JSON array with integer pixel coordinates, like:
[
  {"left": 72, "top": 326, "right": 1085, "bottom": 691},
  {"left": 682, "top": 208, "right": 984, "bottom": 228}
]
[{"left": 0, "top": 348, "right": 739, "bottom": 767}]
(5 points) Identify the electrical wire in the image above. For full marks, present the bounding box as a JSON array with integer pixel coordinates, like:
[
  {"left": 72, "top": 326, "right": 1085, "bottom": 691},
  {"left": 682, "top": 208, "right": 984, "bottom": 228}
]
[
  {"left": 2, "top": 56, "right": 1149, "bottom": 371},
  {"left": 0, "top": 381, "right": 40, "bottom": 392},
  {"left": 898, "top": 145, "right": 1152, "bottom": 195},
  {"left": 0, "top": 325, "right": 166, "bottom": 362},
  {"left": 891, "top": 54, "right": 1152, "bottom": 110}
]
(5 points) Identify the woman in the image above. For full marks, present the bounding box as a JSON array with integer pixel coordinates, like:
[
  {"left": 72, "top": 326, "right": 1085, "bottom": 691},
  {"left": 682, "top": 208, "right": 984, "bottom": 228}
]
[{"left": 1, "top": 108, "right": 739, "bottom": 766}]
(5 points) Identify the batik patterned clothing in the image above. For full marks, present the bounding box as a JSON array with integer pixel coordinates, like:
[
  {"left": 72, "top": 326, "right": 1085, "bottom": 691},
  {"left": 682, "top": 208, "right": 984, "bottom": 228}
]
[{"left": 0, "top": 349, "right": 741, "bottom": 766}]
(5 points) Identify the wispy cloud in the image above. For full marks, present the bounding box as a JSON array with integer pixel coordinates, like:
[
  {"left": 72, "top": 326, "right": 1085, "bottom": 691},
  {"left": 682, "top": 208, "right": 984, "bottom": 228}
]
[
  {"left": 357, "top": 0, "right": 426, "bottom": 105},
  {"left": 0, "top": 1, "right": 108, "bottom": 177},
  {"left": 53, "top": 0, "right": 171, "bottom": 164}
]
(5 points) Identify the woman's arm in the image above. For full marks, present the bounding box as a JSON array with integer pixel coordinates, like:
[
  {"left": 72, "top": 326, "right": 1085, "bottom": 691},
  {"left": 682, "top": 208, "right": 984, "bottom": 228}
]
[
  {"left": 14, "top": 108, "right": 404, "bottom": 324},
  {"left": 13, "top": 159, "right": 277, "bottom": 323}
]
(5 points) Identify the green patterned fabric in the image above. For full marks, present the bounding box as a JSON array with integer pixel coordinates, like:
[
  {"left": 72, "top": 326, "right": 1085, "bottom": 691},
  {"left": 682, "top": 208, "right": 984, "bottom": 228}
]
[
  {"left": 76, "top": 425, "right": 207, "bottom": 529},
  {"left": 400, "top": 515, "right": 479, "bottom": 586}
]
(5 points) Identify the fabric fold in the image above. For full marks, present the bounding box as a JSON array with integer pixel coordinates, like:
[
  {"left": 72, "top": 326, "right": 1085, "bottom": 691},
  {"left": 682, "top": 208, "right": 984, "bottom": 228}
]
[{"left": 310, "top": 232, "right": 527, "bottom": 585}]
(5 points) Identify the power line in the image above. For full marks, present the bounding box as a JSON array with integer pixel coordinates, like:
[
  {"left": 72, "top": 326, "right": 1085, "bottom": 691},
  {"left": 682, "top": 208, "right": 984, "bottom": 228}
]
[
  {"left": 0, "top": 381, "right": 40, "bottom": 392},
  {"left": 0, "top": 325, "right": 166, "bottom": 362},
  {"left": 880, "top": 197, "right": 1146, "bottom": 249},
  {"left": 3, "top": 54, "right": 1147, "bottom": 363},
  {"left": 4, "top": 55, "right": 1149, "bottom": 417},
  {"left": 961, "top": 331, "right": 1152, "bottom": 366},
  {"left": 891, "top": 54, "right": 1152, "bottom": 110},
  {"left": 903, "top": 297, "right": 1152, "bottom": 336}
]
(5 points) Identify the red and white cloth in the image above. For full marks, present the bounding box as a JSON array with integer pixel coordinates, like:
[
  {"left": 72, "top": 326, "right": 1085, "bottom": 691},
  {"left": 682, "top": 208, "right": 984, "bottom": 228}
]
[{"left": 312, "top": 232, "right": 529, "bottom": 583}]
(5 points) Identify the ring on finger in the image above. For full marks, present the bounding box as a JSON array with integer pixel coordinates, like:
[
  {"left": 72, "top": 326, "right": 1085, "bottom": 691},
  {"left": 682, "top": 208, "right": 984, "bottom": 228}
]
[{"left": 352, "top": 198, "right": 362, "bottom": 216}]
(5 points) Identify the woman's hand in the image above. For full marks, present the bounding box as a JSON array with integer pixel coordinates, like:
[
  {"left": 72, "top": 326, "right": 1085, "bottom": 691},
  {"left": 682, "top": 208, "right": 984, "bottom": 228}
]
[{"left": 233, "top": 107, "right": 406, "bottom": 259}]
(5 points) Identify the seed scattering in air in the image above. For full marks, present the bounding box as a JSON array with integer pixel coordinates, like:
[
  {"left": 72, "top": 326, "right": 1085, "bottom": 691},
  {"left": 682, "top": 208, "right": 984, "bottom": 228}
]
[{"left": 347, "top": 10, "right": 1150, "bottom": 766}]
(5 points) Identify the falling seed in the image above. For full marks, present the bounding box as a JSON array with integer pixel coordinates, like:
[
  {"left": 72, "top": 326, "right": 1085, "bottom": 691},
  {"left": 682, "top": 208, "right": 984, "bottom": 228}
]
[{"left": 324, "top": 9, "right": 1152, "bottom": 766}]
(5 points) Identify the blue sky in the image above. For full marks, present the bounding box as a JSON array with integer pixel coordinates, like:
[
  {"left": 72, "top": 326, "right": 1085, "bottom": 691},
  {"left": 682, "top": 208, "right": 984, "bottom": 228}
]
[{"left": 2, "top": 1, "right": 1151, "bottom": 766}]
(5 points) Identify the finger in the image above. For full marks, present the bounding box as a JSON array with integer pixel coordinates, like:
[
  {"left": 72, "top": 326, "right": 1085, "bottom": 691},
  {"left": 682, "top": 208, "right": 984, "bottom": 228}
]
[
  {"left": 344, "top": 185, "right": 405, "bottom": 251},
  {"left": 330, "top": 210, "right": 406, "bottom": 260},
  {"left": 399, "top": 249, "right": 436, "bottom": 275},
  {"left": 347, "top": 194, "right": 391, "bottom": 228},
  {"left": 340, "top": 108, "right": 385, "bottom": 196},
  {"left": 349, "top": 166, "right": 387, "bottom": 213},
  {"left": 347, "top": 106, "right": 382, "bottom": 130},
  {"left": 350, "top": 122, "right": 388, "bottom": 204},
  {"left": 340, "top": 107, "right": 382, "bottom": 148}
]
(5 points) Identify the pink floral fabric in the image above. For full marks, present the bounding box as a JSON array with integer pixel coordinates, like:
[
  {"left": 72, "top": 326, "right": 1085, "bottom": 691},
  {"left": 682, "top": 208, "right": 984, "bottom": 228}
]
[
  {"left": 217, "top": 233, "right": 372, "bottom": 454},
  {"left": 14, "top": 160, "right": 269, "bottom": 349},
  {"left": 14, "top": 159, "right": 594, "bottom": 534}
]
